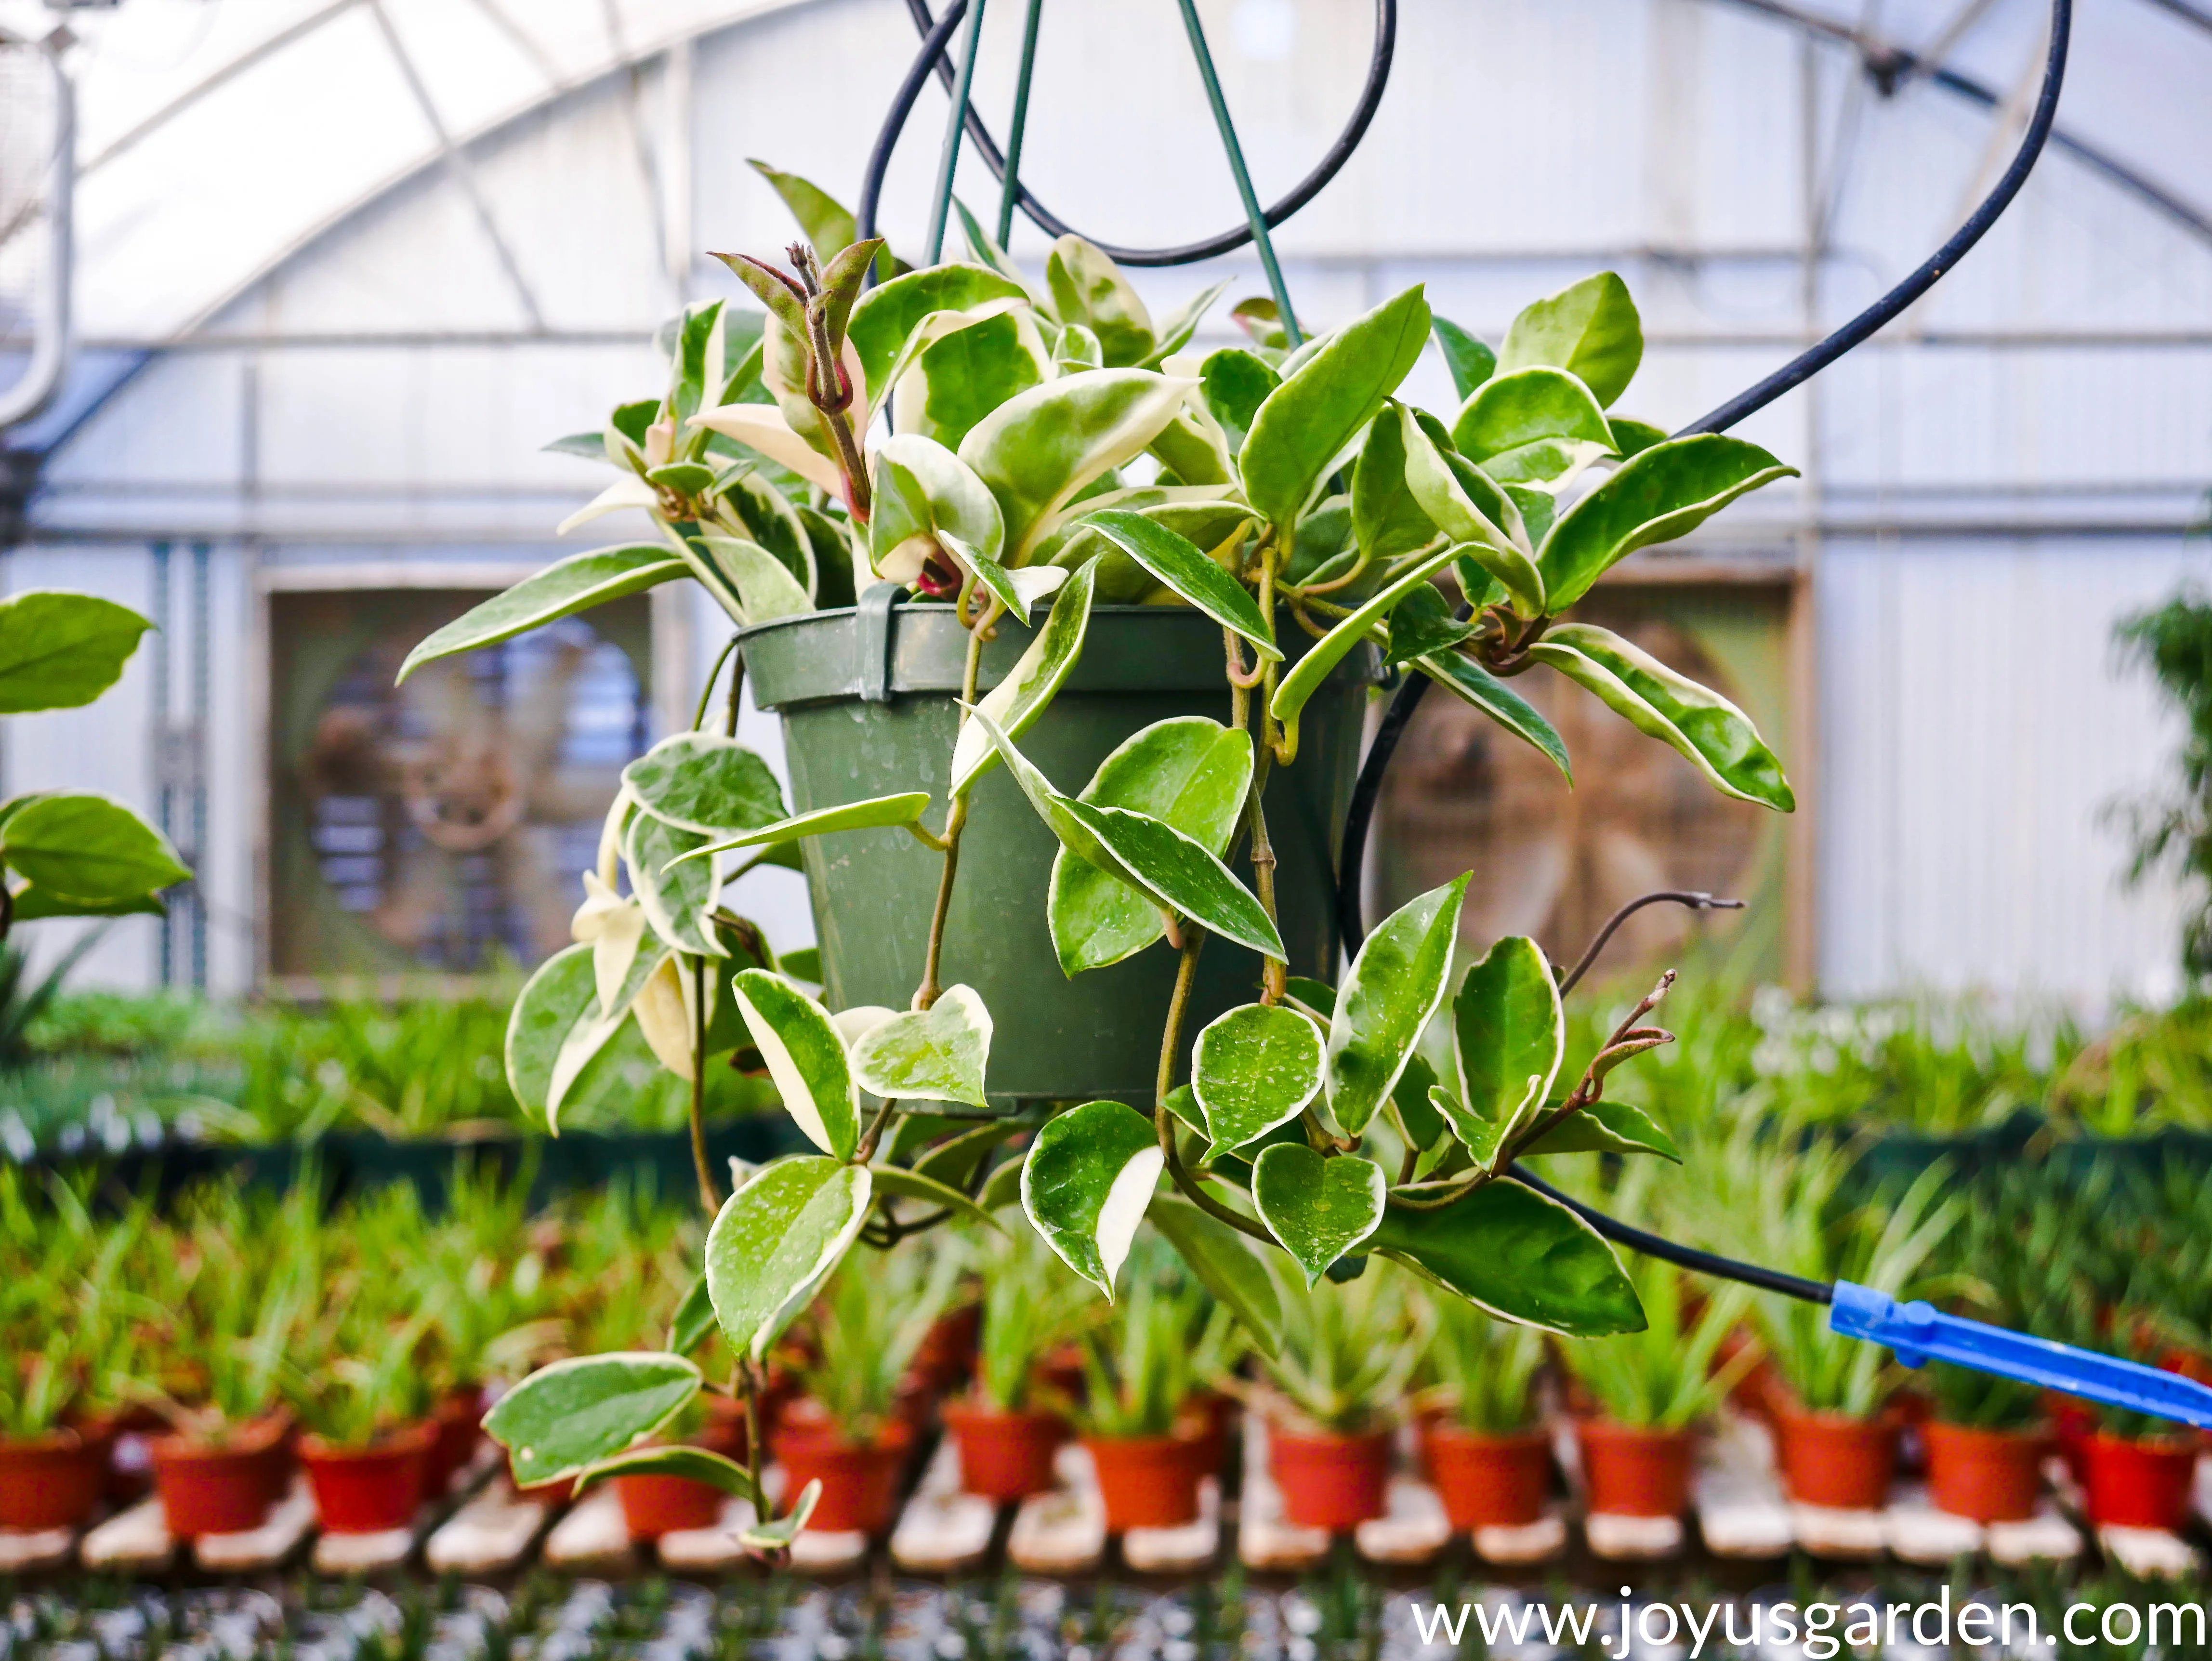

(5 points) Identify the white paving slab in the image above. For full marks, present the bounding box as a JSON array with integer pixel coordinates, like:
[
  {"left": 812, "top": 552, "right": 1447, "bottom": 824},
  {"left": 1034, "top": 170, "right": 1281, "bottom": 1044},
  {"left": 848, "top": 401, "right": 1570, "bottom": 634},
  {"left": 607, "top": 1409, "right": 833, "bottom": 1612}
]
[
  {"left": 1122, "top": 1477, "right": 1220, "bottom": 1574},
  {"left": 79, "top": 1499, "right": 171, "bottom": 1572},
  {"left": 542, "top": 1488, "right": 634, "bottom": 1571},
  {"left": 891, "top": 1440, "right": 994, "bottom": 1574},
  {"left": 1354, "top": 1476, "right": 1450, "bottom": 1566},
  {"left": 425, "top": 1484, "right": 555, "bottom": 1576},
  {"left": 0, "top": 1525, "right": 78, "bottom": 1573},
  {"left": 195, "top": 1478, "right": 316, "bottom": 1573}
]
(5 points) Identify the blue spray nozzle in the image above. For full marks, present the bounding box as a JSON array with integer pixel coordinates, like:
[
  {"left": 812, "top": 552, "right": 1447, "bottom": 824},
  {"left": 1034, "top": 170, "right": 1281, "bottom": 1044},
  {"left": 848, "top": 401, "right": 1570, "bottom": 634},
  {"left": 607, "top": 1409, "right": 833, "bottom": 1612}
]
[{"left": 1829, "top": 1280, "right": 2212, "bottom": 1431}]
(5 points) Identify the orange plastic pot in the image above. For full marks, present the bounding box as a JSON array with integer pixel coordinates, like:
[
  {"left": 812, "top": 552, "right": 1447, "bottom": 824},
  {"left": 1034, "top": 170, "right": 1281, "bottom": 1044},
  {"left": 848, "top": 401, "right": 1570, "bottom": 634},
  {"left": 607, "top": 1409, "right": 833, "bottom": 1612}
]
[
  {"left": 1575, "top": 1420, "right": 1694, "bottom": 1518},
  {"left": 1084, "top": 1434, "right": 1201, "bottom": 1531},
  {"left": 1923, "top": 1420, "right": 2047, "bottom": 1523},
  {"left": 1426, "top": 1424, "right": 1552, "bottom": 1531},
  {"left": 613, "top": 1467, "right": 726, "bottom": 1538},
  {"left": 1773, "top": 1406, "right": 1898, "bottom": 1511},
  {"left": 771, "top": 1416, "right": 913, "bottom": 1534},
  {"left": 2083, "top": 1432, "right": 2199, "bottom": 1531},
  {"left": 0, "top": 1421, "right": 114, "bottom": 1531},
  {"left": 149, "top": 1415, "right": 291, "bottom": 1539},
  {"left": 1270, "top": 1425, "right": 1393, "bottom": 1532},
  {"left": 301, "top": 1423, "right": 434, "bottom": 1535},
  {"left": 943, "top": 1402, "right": 1065, "bottom": 1502}
]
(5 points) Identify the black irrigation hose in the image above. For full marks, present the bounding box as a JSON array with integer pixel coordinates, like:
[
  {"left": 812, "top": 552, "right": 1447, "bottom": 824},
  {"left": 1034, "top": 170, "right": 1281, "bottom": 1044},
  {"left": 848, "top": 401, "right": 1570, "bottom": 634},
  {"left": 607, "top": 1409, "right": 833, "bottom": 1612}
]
[
  {"left": 861, "top": 0, "right": 1397, "bottom": 267},
  {"left": 1334, "top": 0, "right": 2073, "bottom": 961},
  {"left": 1510, "top": 1164, "right": 1835, "bottom": 1306}
]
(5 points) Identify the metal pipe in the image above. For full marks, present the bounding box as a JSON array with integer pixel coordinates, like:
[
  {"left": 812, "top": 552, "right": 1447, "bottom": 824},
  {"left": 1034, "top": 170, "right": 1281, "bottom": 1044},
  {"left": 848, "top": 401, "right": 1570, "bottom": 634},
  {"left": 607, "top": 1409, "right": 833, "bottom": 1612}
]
[{"left": 0, "top": 37, "right": 74, "bottom": 434}]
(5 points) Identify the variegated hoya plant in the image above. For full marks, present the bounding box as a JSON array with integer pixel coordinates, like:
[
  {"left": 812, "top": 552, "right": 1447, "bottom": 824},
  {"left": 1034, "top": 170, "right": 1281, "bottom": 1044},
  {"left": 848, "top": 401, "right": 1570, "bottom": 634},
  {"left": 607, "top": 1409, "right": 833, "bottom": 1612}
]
[{"left": 415, "top": 177, "right": 1799, "bottom": 1549}]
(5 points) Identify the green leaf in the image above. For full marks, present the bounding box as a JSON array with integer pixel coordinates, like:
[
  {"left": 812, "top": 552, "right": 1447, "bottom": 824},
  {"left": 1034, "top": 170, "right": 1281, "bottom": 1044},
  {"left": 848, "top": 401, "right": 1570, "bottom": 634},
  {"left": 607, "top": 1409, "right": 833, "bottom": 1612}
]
[
  {"left": 1325, "top": 874, "right": 1470, "bottom": 1134},
  {"left": 869, "top": 432, "right": 1007, "bottom": 585},
  {"left": 1251, "top": 1146, "right": 1386, "bottom": 1289},
  {"left": 1144, "top": 278, "right": 1231, "bottom": 368},
  {"left": 1383, "top": 584, "right": 1474, "bottom": 666},
  {"left": 739, "top": 1479, "right": 822, "bottom": 1549},
  {"left": 1396, "top": 409, "right": 1541, "bottom": 614},
  {"left": 716, "top": 465, "right": 816, "bottom": 590},
  {"left": 1496, "top": 273, "right": 1643, "bottom": 409},
  {"left": 1239, "top": 286, "right": 1431, "bottom": 526},
  {"left": 959, "top": 370, "right": 1197, "bottom": 563},
  {"left": 1230, "top": 296, "right": 1289, "bottom": 352},
  {"left": 1350, "top": 413, "right": 1444, "bottom": 567},
  {"left": 482, "top": 1353, "right": 701, "bottom": 1489},
  {"left": 696, "top": 535, "right": 813, "bottom": 623},
  {"left": 1078, "top": 509, "right": 1278, "bottom": 659},
  {"left": 1149, "top": 1193, "right": 1283, "bottom": 1358},
  {"left": 870, "top": 1164, "right": 1007, "bottom": 1233},
  {"left": 0, "top": 794, "right": 187, "bottom": 901},
  {"left": 1192, "top": 1002, "right": 1324, "bottom": 1158},
  {"left": 1035, "top": 491, "right": 1257, "bottom": 601},
  {"left": 623, "top": 734, "right": 788, "bottom": 837},
  {"left": 1526, "top": 622, "right": 1794, "bottom": 809},
  {"left": 1286, "top": 977, "right": 1337, "bottom": 1021},
  {"left": 1369, "top": 1178, "right": 1644, "bottom": 1336},
  {"left": 748, "top": 158, "right": 861, "bottom": 261},
  {"left": 891, "top": 308, "right": 1053, "bottom": 451},
  {"left": 948, "top": 555, "right": 1098, "bottom": 798},
  {"left": 668, "top": 1274, "right": 716, "bottom": 1354},
  {"left": 544, "top": 431, "right": 604, "bottom": 459},
  {"left": 394, "top": 546, "right": 686, "bottom": 682},
  {"left": 1450, "top": 367, "right": 1618, "bottom": 488},
  {"left": 1608, "top": 417, "right": 1667, "bottom": 458},
  {"left": 1536, "top": 434, "right": 1795, "bottom": 609},
  {"left": 647, "top": 461, "right": 717, "bottom": 496},
  {"left": 977, "top": 1158, "right": 1024, "bottom": 1214},
  {"left": 1048, "top": 718, "right": 1253, "bottom": 975},
  {"left": 1451, "top": 936, "right": 1565, "bottom": 1158},
  {"left": 1146, "top": 401, "right": 1234, "bottom": 487},
  {"left": 0, "top": 592, "right": 151, "bottom": 714},
  {"left": 1520, "top": 1099, "right": 1681, "bottom": 1161},
  {"left": 624, "top": 810, "right": 722, "bottom": 958},
  {"left": 707, "top": 1156, "right": 873, "bottom": 1361},
  {"left": 1268, "top": 543, "right": 1458, "bottom": 759},
  {"left": 729, "top": 970, "right": 860, "bottom": 1159},
  {"left": 952, "top": 198, "right": 1036, "bottom": 295},
  {"left": 1021, "top": 1099, "right": 1162, "bottom": 1296},
  {"left": 8, "top": 885, "right": 164, "bottom": 922},
  {"left": 1053, "top": 322, "right": 1103, "bottom": 374},
  {"left": 1426, "top": 1082, "right": 1503, "bottom": 1169},
  {"left": 572, "top": 1442, "right": 755, "bottom": 1502},
  {"left": 1044, "top": 235, "right": 1155, "bottom": 367},
  {"left": 1412, "top": 653, "right": 1570, "bottom": 782},
  {"left": 1389, "top": 1051, "right": 1446, "bottom": 1144},
  {"left": 504, "top": 942, "right": 632, "bottom": 1130},
  {"left": 675, "top": 792, "right": 934, "bottom": 863},
  {"left": 1198, "top": 348, "right": 1280, "bottom": 457},
  {"left": 974, "top": 709, "right": 1285, "bottom": 962},
  {"left": 1432, "top": 318, "right": 1497, "bottom": 401},
  {"left": 850, "top": 984, "right": 992, "bottom": 1109}
]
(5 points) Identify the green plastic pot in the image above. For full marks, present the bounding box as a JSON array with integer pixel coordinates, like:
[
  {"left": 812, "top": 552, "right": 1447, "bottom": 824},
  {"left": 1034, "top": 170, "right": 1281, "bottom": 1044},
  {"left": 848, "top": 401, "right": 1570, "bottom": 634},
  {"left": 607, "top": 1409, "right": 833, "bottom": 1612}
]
[{"left": 740, "top": 593, "right": 1380, "bottom": 1107}]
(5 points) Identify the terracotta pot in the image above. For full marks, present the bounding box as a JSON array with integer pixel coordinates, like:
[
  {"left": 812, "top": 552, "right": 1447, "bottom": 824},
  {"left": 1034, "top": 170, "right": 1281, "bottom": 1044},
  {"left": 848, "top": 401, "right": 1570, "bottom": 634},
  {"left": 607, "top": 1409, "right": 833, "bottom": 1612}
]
[
  {"left": 1177, "top": 1390, "right": 1236, "bottom": 1479},
  {"left": 771, "top": 1415, "right": 914, "bottom": 1534},
  {"left": 0, "top": 1421, "right": 115, "bottom": 1531},
  {"left": 1773, "top": 1406, "right": 1898, "bottom": 1511},
  {"left": 1575, "top": 1419, "right": 1694, "bottom": 1518},
  {"left": 909, "top": 1304, "right": 981, "bottom": 1397},
  {"left": 942, "top": 1401, "right": 1065, "bottom": 1502},
  {"left": 2045, "top": 1393, "right": 2097, "bottom": 1482},
  {"left": 613, "top": 1465, "right": 727, "bottom": 1538},
  {"left": 301, "top": 1423, "right": 435, "bottom": 1535},
  {"left": 1924, "top": 1420, "right": 2048, "bottom": 1523},
  {"left": 149, "top": 1415, "right": 291, "bottom": 1539},
  {"left": 1084, "top": 1433, "right": 1202, "bottom": 1531},
  {"left": 2082, "top": 1431, "right": 2199, "bottom": 1531},
  {"left": 423, "top": 1386, "right": 483, "bottom": 1497},
  {"left": 1270, "top": 1424, "right": 1394, "bottom": 1532},
  {"left": 1426, "top": 1424, "right": 1552, "bottom": 1531}
]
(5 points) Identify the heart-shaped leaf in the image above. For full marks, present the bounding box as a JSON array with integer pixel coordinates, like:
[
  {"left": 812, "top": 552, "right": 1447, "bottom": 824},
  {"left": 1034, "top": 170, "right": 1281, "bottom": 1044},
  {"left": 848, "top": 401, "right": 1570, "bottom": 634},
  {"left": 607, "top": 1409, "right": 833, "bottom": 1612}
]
[
  {"left": 706, "top": 1156, "right": 873, "bottom": 1361},
  {"left": 398, "top": 547, "right": 686, "bottom": 682},
  {"left": 623, "top": 734, "right": 789, "bottom": 837},
  {"left": 1048, "top": 717, "right": 1253, "bottom": 976},
  {"left": 850, "top": 984, "right": 992, "bottom": 1109},
  {"left": 1079, "top": 509, "right": 1278, "bottom": 660},
  {"left": 1251, "top": 1145, "right": 1385, "bottom": 1288},
  {"left": 1369, "top": 1178, "right": 1644, "bottom": 1336},
  {"left": 0, "top": 793, "right": 188, "bottom": 902},
  {"left": 623, "top": 810, "right": 723, "bottom": 958},
  {"left": 728, "top": 970, "right": 859, "bottom": 1159},
  {"left": 1150, "top": 1193, "right": 1283, "bottom": 1359},
  {"left": 1413, "top": 652, "right": 1570, "bottom": 782},
  {"left": 1192, "top": 1002, "right": 1324, "bottom": 1158},
  {"left": 1535, "top": 435, "right": 1796, "bottom": 610},
  {"left": 482, "top": 1353, "right": 700, "bottom": 1489},
  {"left": 0, "top": 591, "right": 152, "bottom": 714},
  {"left": 1519, "top": 1099, "right": 1681, "bottom": 1161},
  {"left": 1268, "top": 542, "right": 1458, "bottom": 758},
  {"left": 1496, "top": 272, "right": 1643, "bottom": 409},
  {"left": 1453, "top": 935, "right": 1565, "bottom": 1155},
  {"left": 949, "top": 555, "right": 1099, "bottom": 799},
  {"left": 1450, "top": 366, "right": 1618, "bottom": 489},
  {"left": 1020, "top": 1099, "right": 1162, "bottom": 1296},
  {"left": 1325, "top": 874, "right": 1470, "bottom": 1134},
  {"left": 1526, "top": 623, "right": 1793, "bottom": 809},
  {"left": 848, "top": 264, "right": 1033, "bottom": 400}
]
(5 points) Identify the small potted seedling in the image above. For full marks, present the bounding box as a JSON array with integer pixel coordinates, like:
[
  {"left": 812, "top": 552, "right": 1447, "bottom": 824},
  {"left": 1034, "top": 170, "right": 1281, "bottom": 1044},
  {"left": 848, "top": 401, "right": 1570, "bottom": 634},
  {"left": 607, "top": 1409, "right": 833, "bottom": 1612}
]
[
  {"left": 2079, "top": 1309, "right": 2200, "bottom": 1535},
  {"left": 1922, "top": 1363, "right": 2048, "bottom": 1523},
  {"left": 942, "top": 1226, "right": 1088, "bottom": 1503},
  {"left": 292, "top": 1304, "right": 439, "bottom": 1536},
  {"left": 1419, "top": 1297, "right": 1553, "bottom": 1531},
  {"left": 1562, "top": 1260, "right": 1748, "bottom": 1520},
  {"left": 1259, "top": 1265, "right": 1423, "bottom": 1532},
  {"left": 1072, "top": 1268, "right": 1209, "bottom": 1531},
  {"left": 772, "top": 1245, "right": 955, "bottom": 1535}
]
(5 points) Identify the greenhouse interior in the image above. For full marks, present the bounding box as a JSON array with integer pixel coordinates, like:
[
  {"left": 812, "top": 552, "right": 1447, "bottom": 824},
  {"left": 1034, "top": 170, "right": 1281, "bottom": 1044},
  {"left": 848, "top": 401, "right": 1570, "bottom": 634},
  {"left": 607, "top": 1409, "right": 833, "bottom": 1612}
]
[{"left": 3, "top": 0, "right": 2212, "bottom": 1654}]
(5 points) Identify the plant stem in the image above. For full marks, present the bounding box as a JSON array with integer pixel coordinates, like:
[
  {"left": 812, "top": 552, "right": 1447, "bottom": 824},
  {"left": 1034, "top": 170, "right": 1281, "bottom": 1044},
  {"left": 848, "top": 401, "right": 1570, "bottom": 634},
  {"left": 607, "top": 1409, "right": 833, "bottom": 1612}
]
[
  {"left": 693, "top": 633, "right": 740, "bottom": 731},
  {"left": 724, "top": 646, "right": 746, "bottom": 739},
  {"left": 1152, "top": 932, "right": 1277, "bottom": 1246},
  {"left": 689, "top": 954, "right": 721, "bottom": 1214},
  {"left": 914, "top": 615, "right": 991, "bottom": 1011}
]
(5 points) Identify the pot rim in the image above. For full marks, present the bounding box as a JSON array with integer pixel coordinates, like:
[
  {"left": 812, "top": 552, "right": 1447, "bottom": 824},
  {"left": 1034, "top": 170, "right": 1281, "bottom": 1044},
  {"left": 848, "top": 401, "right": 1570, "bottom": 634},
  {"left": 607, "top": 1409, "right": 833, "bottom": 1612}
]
[
  {"left": 2085, "top": 1428, "right": 2201, "bottom": 1456},
  {"left": 1425, "top": 1421, "right": 1551, "bottom": 1450},
  {"left": 1080, "top": 1431, "right": 1196, "bottom": 1456},
  {"left": 1268, "top": 1421, "right": 1396, "bottom": 1452},
  {"left": 1573, "top": 1416, "right": 1697, "bottom": 1445},
  {"left": 299, "top": 1421, "right": 438, "bottom": 1463},
  {"left": 1924, "top": 1416, "right": 2050, "bottom": 1442},
  {"left": 771, "top": 1415, "right": 915, "bottom": 1456},
  {"left": 148, "top": 1411, "right": 292, "bottom": 1461},
  {"left": 942, "top": 1400, "right": 1065, "bottom": 1430}
]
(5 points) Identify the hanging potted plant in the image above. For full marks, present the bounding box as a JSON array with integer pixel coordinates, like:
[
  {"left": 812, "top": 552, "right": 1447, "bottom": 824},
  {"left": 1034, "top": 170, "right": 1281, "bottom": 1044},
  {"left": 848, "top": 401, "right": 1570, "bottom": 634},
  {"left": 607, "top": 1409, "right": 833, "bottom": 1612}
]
[
  {"left": 1258, "top": 1265, "right": 1422, "bottom": 1532},
  {"left": 1070, "top": 1265, "right": 1208, "bottom": 1532},
  {"left": 942, "top": 1224, "right": 1089, "bottom": 1503},
  {"left": 1419, "top": 1297, "right": 1553, "bottom": 1531},
  {"left": 1922, "top": 1362, "right": 2048, "bottom": 1524},
  {"left": 447, "top": 150, "right": 1800, "bottom": 1555}
]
